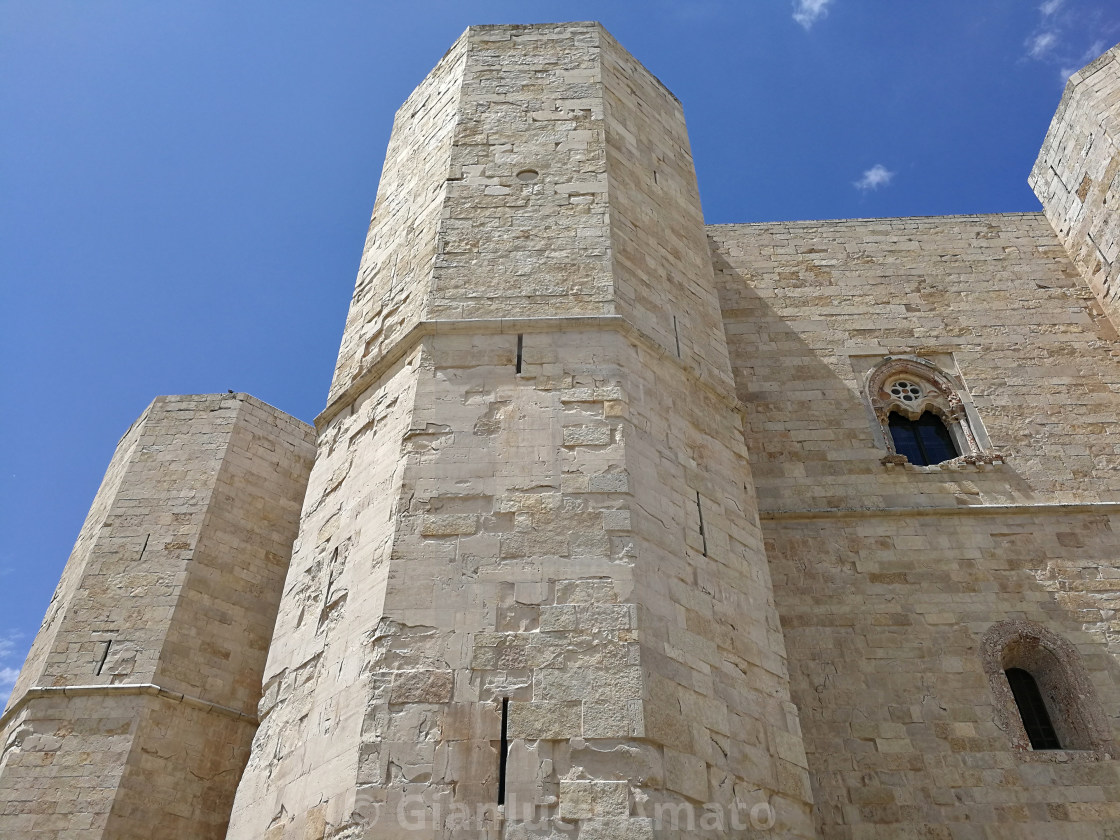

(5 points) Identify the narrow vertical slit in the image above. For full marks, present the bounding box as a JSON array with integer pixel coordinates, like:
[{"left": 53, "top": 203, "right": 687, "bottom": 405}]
[
  {"left": 515, "top": 334, "right": 523, "bottom": 374},
  {"left": 672, "top": 316, "right": 681, "bottom": 358},
  {"left": 653, "top": 170, "right": 659, "bottom": 184},
  {"left": 324, "top": 547, "right": 338, "bottom": 605},
  {"left": 498, "top": 697, "right": 510, "bottom": 805},
  {"left": 138, "top": 533, "right": 150, "bottom": 561},
  {"left": 95, "top": 640, "right": 112, "bottom": 676},
  {"left": 695, "top": 491, "right": 707, "bottom": 557}
]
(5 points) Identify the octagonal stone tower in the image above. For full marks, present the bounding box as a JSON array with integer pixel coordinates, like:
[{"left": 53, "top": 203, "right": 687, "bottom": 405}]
[
  {"left": 225, "top": 22, "right": 813, "bottom": 840},
  {"left": 0, "top": 394, "right": 314, "bottom": 839},
  {"left": 1031, "top": 44, "right": 1120, "bottom": 322}
]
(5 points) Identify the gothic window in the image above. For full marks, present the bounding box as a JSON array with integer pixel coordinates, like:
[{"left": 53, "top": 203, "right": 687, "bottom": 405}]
[
  {"left": 866, "top": 357, "right": 999, "bottom": 466},
  {"left": 981, "top": 620, "right": 1112, "bottom": 755},
  {"left": 887, "top": 411, "right": 958, "bottom": 466}
]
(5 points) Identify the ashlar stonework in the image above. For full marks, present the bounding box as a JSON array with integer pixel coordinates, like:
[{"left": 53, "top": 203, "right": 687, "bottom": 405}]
[{"left": 4, "top": 21, "right": 1120, "bottom": 840}]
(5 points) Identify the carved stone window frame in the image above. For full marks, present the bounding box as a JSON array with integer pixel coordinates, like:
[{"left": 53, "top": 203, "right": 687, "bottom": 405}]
[
  {"left": 865, "top": 356, "right": 1002, "bottom": 466},
  {"left": 980, "top": 619, "right": 1113, "bottom": 759}
]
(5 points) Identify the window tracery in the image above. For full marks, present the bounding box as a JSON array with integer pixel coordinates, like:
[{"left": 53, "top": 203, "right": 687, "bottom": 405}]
[{"left": 865, "top": 356, "right": 1001, "bottom": 467}]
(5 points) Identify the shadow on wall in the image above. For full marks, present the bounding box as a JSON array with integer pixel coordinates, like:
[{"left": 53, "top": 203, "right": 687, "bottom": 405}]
[
  {"left": 709, "top": 245, "right": 1038, "bottom": 511},
  {"left": 707, "top": 229, "right": 1120, "bottom": 834}
]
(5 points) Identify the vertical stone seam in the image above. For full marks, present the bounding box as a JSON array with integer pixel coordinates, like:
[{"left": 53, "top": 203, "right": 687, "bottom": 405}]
[{"left": 595, "top": 26, "right": 624, "bottom": 334}]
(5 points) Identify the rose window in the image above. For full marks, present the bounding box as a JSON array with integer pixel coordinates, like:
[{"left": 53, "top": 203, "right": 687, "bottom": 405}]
[{"left": 889, "top": 380, "right": 922, "bottom": 402}]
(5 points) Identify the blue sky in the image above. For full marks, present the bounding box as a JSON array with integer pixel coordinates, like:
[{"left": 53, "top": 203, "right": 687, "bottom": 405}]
[{"left": 1, "top": 0, "right": 1117, "bottom": 704}]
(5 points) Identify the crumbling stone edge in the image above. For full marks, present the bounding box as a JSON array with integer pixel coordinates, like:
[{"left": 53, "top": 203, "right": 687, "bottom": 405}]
[{"left": 0, "top": 684, "right": 258, "bottom": 732}]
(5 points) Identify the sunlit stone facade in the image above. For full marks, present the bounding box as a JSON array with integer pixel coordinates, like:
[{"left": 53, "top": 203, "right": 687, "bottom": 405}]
[{"left": 3, "top": 24, "right": 1120, "bottom": 840}]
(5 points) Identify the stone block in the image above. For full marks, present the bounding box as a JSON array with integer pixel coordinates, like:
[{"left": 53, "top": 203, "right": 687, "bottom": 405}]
[
  {"left": 389, "top": 670, "right": 454, "bottom": 704},
  {"left": 562, "top": 424, "right": 612, "bottom": 446},
  {"left": 558, "top": 780, "right": 630, "bottom": 819},
  {"left": 508, "top": 701, "right": 581, "bottom": 740},
  {"left": 420, "top": 514, "right": 479, "bottom": 537}
]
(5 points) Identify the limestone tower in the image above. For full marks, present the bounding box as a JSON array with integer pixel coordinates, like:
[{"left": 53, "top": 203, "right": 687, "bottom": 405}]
[
  {"left": 0, "top": 394, "right": 314, "bottom": 838},
  {"left": 225, "top": 22, "right": 813, "bottom": 839},
  {"left": 1031, "top": 44, "right": 1120, "bottom": 325}
]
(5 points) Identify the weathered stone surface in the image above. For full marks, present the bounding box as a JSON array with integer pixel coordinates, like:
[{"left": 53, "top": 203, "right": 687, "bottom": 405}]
[
  {"left": 226, "top": 21, "right": 810, "bottom": 840},
  {"left": 1032, "top": 44, "right": 1120, "bottom": 328},
  {"left": 557, "top": 779, "right": 629, "bottom": 818},
  {"left": 0, "top": 394, "right": 314, "bottom": 840},
  {"left": 712, "top": 211, "right": 1120, "bottom": 836},
  {"left": 8, "top": 22, "right": 1120, "bottom": 840}
]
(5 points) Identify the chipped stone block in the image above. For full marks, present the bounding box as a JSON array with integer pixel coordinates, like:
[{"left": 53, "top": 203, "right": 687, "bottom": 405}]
[
  {"left": 601, "top": 509, "right": 631, "bottom": 531},
  {"left": 562, "top": 424, "right": 612, "bottom": 446},
  {"left": 389, "top": 670, "right": 454, "bottom": 704},
  {"left": 588, "top": 472, "right": 629, "bottom": 493},
  {"left": 663, "top": 749, "right": 709, "bottom": 803},
  {"left": 558, "top": 780, "right": 630, "bottom": 819},
  {"left": 420, "top": 513, "right": 479, "bottom": 536},
  {"left": 538, "top": 605, "right": 578, "bottom": 631}
]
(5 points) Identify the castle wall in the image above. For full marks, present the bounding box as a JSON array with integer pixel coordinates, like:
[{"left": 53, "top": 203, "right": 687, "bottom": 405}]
[
  {"left": 425, "top": 26, "right": 615, "bottom": 322},
  {"left": 712, "top": 213, "right": 1120, "bottom": 509},
  {"left": 1031, "top": 45, "right": 1120, "bottom": 327},
  {"left": 762, "top": 509, "right": 1120, "bottom": 837},
  {"left": 711, "top": 214, "right": 1120, "bottom": 836},
  {"left": 0, "top": 394, "right": 314, "bottom": 839},
  {"left": 227, "top": 23, "right": 812, "bottom": 839}
]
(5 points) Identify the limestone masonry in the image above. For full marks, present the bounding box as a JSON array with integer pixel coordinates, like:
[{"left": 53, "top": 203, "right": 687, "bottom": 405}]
[{"left": 3, "top": 22, "right": 1120, "bottom": 840}]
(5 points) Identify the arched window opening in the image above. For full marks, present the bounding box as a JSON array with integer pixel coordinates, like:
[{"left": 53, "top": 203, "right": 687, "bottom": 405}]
[
  {"left": 1005, "top": 668, "right": 1062, "bottom": 750},
  {"left": 865, "top": 357, "right": 1002, "bottom": 466},
  {"left": 887, "top": 411, "right": 958, "bottom": 466},
  {"left": 981, "top": 620, "right": 1113, "bottom": 755}
]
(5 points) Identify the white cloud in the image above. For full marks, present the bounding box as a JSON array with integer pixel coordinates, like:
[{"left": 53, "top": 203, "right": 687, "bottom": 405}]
[
  {"left": 0, "top": 632, "right": 21, "bottom": 709},
  {"left": 854, "top": 164, "right": 894, "bottom": 192},
  {"left": 793, "top": 0, "right": 832, "bottom": 30},
  {"left": 1025, "top": 0, "right": 1116, "bottom": 81},
  {"left": 1027, "top": 31, "right": 1059, "bottom": 58},
  {"left": 0, "top": 631, "right": 22, "bottom": 712},
  {"left": 0, "top": 668, "right": 18, "bottom": 709}
]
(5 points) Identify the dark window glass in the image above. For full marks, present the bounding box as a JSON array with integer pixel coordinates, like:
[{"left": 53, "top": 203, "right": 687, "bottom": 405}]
[
  {"left": 1005, "top": 668, "right": 1062, "bottom": 750},
  {"left": 888, "top": 411, "right": 958, "bottom": 465}
]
